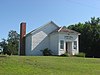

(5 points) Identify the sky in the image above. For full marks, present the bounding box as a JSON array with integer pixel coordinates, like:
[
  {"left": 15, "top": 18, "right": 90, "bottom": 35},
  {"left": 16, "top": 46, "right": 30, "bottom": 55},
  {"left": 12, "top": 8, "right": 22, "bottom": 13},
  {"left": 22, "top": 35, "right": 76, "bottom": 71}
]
[{"left": 0, "top": 0, "right": 100, "bottom": 41}]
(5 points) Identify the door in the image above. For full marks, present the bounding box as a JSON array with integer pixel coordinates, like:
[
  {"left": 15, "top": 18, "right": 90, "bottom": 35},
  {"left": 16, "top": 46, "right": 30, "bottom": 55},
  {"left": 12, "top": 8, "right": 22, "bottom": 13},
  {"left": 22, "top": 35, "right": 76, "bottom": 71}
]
[
  {"left": 66, "top": 42, "right": 72, "bottom": 54},
  {"left": 66, "top": 42, "right": 68, "bottom": 53}
]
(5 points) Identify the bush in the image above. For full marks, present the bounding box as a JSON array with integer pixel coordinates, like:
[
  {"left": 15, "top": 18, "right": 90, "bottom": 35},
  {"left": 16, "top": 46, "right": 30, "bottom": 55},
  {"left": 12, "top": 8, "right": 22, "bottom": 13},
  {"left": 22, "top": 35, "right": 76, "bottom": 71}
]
[
  {"left": 7, "top": 50, "right": 11, "bottom": 56},
  {"left": 42, "top": 48, "right": 52, "bottom": 56},
  {"left": 3, "top": 50, "right": 11, "bottom": 56},
  {"left": 60, "top": 53, "right": 70, "bottom": 57},
  {"left": 75, "top": 52, "right": 85, "bottom": 57}
]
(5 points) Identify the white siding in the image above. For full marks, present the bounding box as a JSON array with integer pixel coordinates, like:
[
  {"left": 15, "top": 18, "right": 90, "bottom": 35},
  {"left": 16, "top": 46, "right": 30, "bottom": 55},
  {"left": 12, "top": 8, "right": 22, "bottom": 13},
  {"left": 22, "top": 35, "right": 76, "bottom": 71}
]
[
  {"left": 72, "top": 35, "right": 79, "bottom": 55},
  {"left": 50, "top": 33, "right": 59, "bottom": 55},
  {"left": 25, "top": 35, "right": 32, "bottom": 55},
  {"left": 31, "top": 31, "right": 49, "bottom": 55},
  {"left": 59, "top": 32, "right": 78, "bottom": 42},
  {"left": 58, "top": 32, "right": 79, "bottom": 55},
  {"left": 26, "top": 22, "right": 58, "bottom": 56},
  {"left": 31, "top": 23, "right": 58, "bottom": 35}
]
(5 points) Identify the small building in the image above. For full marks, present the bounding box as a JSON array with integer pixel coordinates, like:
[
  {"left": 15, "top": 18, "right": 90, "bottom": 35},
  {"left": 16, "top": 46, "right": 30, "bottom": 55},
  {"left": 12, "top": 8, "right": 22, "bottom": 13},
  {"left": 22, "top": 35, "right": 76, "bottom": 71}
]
[
  {"left": 0, "top": 46, "right": 3, "bottom": 53},
  {"left": 19, "top": 21, "right": 80, "bottom": 56}
]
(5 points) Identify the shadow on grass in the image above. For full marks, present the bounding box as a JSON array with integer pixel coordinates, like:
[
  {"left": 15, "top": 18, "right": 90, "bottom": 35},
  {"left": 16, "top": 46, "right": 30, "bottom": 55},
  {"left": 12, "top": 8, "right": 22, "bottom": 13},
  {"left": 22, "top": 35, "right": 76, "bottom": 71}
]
[{"left": 0, "top": 55, "right": 7, "bottom": 58}]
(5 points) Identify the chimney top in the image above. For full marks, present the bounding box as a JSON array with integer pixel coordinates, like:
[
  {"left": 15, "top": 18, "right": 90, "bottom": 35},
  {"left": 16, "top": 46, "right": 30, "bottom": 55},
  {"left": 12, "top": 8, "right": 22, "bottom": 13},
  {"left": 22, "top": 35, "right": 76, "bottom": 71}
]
[{"left": 21, "top": 22, "right": 26, "bottom": 24}]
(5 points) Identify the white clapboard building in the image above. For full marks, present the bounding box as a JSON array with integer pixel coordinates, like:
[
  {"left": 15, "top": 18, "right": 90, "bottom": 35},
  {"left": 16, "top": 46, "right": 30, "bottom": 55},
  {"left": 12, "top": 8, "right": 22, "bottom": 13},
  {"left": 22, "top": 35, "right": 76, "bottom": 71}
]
[
  {"left": 0, "top": 46, "right": 3, "bottom": 53},
  {"left": 19, "top": 21, "right": 80, "bottom": 56}
]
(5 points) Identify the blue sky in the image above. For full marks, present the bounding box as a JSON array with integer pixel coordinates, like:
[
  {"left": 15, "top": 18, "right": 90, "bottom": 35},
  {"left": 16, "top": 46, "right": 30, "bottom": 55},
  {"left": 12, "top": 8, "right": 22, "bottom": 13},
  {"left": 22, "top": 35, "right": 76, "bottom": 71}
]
[{"left": 0, "top": 0, "right": 100, "bottom": 41}]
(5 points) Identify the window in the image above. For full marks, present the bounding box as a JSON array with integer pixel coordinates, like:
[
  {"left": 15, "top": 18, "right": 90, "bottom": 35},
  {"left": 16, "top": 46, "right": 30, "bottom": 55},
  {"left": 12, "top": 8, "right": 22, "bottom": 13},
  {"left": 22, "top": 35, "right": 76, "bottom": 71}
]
[
  {"left": 60, "top": 40, "right": 64, "bottom": 49},
  {"left": 73, "top": 41, "right": 77, "bottom": 49}
]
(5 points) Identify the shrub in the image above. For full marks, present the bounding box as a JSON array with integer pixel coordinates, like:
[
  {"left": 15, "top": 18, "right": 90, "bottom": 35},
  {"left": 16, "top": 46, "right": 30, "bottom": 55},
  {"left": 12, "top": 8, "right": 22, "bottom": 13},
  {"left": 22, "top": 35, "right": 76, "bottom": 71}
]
[
  {"left": 3, "top": 50, "right": 11, "bottom": 56},
  {"left": 60, "top": 53, "right": 70, "bottom": 57},
  {"left": 42, "top": 48, "right": 52, "bottom": 56},
  {"left": 7, "top": 50, "right": 11, "bottom": 56},
  {"left": 75, "top": 52, "right": 85, "bottom": 57}
]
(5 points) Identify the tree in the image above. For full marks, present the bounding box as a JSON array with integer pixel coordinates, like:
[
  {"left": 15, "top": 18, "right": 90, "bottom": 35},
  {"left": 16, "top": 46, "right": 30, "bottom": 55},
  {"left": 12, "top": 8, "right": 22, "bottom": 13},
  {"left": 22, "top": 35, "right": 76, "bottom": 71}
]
[
  {"left": 68, "top": 17, "right": 100, "bottom": 57},
  {"left": 7, "top": 30, "right": 20, "bottom": 55},
  {"left": 0, "top": 38, "right": 8, "bottom": 54}
]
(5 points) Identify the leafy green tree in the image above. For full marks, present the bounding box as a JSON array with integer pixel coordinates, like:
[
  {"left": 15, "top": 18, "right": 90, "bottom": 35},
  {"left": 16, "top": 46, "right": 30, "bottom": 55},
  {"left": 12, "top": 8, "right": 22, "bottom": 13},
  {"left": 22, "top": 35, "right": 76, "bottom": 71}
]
[
  {"left": 7, "top": 30, "right": 19, "bottom": 55},
  {"left": 68, "top": 17, "right": 100, "bottom": 57}
]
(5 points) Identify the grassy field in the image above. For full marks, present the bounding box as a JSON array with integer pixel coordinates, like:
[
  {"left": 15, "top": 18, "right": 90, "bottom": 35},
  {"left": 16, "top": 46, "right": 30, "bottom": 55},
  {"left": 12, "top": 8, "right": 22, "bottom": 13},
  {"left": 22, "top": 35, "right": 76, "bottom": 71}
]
[{"left": 0, "top": 56, "right": 100, "bottom": 75}]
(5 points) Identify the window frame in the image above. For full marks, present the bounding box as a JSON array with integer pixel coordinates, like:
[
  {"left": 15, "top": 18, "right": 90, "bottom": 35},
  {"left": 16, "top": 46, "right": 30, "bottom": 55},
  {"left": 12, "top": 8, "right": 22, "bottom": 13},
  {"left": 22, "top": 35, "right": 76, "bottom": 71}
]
[
  {"left": 60, "top": 40, "right": 64, "bottom": 49},
  {"left": 73, "top": 41, "right": 77, "bottom": 50}
]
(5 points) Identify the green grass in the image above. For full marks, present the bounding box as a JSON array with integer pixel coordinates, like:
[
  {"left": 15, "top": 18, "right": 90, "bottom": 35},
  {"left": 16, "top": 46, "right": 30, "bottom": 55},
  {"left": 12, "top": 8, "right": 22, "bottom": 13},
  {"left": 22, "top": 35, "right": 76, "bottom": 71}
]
[{"left": 0, "top": 56, "right": 100, "bottom": 75}]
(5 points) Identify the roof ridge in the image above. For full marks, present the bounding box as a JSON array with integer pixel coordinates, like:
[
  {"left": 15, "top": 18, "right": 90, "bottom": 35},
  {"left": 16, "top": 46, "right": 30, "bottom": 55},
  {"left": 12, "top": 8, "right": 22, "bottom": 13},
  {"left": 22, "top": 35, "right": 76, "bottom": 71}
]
[
  {"left": 57, "top": 27, "right": 81, "bottom": 35},
  {"left": 26, "top": 21, "right": 59, "bottom": 37},
  {"left": 58, "top": 27, "right": 63, "bottom": 32}
]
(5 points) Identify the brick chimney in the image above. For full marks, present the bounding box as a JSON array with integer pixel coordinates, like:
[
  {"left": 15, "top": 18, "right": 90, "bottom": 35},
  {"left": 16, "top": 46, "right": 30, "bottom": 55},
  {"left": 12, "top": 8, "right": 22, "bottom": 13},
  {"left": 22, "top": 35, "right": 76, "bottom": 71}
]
[{"left": 20, "top": 22, "right": 26, "bottom": 55}]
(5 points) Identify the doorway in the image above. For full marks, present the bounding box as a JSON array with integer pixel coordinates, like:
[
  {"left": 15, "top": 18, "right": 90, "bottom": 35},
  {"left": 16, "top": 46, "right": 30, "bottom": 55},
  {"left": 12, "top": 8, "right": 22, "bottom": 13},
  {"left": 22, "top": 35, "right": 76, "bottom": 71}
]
[
  {"left": 66, "top": 42, "right": 72, "bottom": 53},
  {"left": 66, "top": 42, "right": 68, "bottom": 52}
]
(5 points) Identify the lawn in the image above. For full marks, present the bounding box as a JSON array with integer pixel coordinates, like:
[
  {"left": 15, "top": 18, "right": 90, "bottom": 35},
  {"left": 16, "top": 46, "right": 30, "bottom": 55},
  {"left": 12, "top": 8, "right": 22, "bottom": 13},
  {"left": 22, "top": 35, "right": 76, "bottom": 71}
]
[{"left": 0, "top": 56, "right": 100, "bottom": 75}]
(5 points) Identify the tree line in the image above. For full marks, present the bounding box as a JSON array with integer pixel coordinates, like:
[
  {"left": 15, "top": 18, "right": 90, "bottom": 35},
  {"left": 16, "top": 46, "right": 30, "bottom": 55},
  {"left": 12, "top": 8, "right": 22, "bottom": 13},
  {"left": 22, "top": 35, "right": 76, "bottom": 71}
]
[
  {"left": 0, "top": 30, "right": 19, "bottom": 55},
  {"left": 68, "top": 17, "right": 100, "bottom": 57}
]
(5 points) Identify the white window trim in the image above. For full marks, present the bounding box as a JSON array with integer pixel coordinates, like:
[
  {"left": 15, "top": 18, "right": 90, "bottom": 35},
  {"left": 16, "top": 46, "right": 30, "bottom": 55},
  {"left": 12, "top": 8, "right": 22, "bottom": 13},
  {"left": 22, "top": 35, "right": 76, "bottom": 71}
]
[
  {"left": 60, "top": 40, "right": 64, "bottom": 50},
  {"left": 73, "top": 41, "right": 77, "bottom": 50}
]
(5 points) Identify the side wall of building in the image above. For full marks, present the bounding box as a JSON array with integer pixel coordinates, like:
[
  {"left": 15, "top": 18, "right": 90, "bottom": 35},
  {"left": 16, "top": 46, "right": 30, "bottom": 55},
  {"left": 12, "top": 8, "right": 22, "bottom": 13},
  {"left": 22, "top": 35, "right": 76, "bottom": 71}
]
[
  {"left": 26, "top": 23, "right": 58, "bottom": 56},
  {"left": 49, "top": 32, "right": 59, "bottom": 55},
  {"left": 25, "top": 35, "right": 32, "bottom": 55}
]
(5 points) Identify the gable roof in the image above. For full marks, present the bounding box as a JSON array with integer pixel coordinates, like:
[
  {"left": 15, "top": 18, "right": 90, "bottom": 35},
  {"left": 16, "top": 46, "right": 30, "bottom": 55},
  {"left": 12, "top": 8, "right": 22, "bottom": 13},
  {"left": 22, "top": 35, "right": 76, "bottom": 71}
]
[
  {"left": 51, "top": 26, "right": 80, "bottom": 35},
  {"left": 26, "top": 21, "right": 59, "bottom": 37}
]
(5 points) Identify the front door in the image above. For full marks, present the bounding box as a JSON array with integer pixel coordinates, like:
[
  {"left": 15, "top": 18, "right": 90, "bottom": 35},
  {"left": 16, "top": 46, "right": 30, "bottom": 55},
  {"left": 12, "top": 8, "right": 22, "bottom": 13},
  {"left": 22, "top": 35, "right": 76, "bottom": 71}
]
[
  {"left": 66, "top": 42, "right": 68, "bottom": 53},
  {"left": 66, "top": 42, "right": 72, "bottom": 54}
]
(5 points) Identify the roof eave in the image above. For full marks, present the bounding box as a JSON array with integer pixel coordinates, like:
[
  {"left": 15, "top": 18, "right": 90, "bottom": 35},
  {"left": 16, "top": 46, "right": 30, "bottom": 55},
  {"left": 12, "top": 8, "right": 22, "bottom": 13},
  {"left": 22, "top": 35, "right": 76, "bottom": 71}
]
[{"left": 25, "top": 21, "right": 59, "bottom": 37}]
